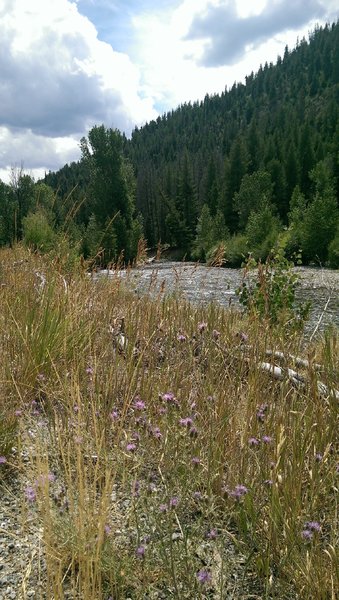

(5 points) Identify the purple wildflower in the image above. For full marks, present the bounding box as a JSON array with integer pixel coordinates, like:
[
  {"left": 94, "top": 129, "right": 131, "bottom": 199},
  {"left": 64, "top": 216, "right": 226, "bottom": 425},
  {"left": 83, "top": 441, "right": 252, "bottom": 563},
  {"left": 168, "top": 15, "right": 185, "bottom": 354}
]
[
  {"left": 152, "top": 427, "right": 162, "bottom": 439},
  {"left": 133, "top": 397, "right": 146, "bottom": 410},
  {"left": 73, "top": 404, "right": 79, "bottom": 413},
  {"left": 126, "top": 443, "right": 137, "bottom": 452},
  {"left": 302, "top": 529, "right": 313, "bottom": 540},
  {"left": 248, "top": 437, "right": 260, "bottom": 447},
  {"left": 197, "top": 569, "right": 211, "bottom": 584},
  {"left": 262, "top": 435, "right": 272, "bottom": 444},
  {"left": 104, "top": 524, "right": 111, "bottom": 536},
  {"left": 159, "top": 503, "right": 168, "bottom": 513},
  {"left": 191, "top": 457, "right": 201, "bottom": 466},
  {"left": 161, "top": 392, "right": 178, "bottom": 405},
  {"left": 198, "top": 322, "right": 208, "bottom": 333},
  {"left": 110, "top": 410, "right": 119, "bottom": 421},
  {"left": 158, "top": 407, "right": 167, "bottom": 415},
  {"left": 230, "top": 484, "right": 248, "bottom": 499},
  {"left": 179, "top": 417, "right": 193, "bottom": 427},
  {"left": 237, "top": 331, "right": 248, "bottom": 343},
  {"left": 169, "top": 496, "right": 179, "bottom": 508},
  {"left": 177, "top": 334, "right": 186, "bottom": 342},
  {"left": 189, "top": 426, "right": 198, "bottom": 437},
  {"left": 25, "top": 486, "right": 36, "bottom": 502},
  {"left": 206, "top": 528, "right": 217, "bottom": 540},
  {"left": 305, "top": 521, "right": 321, "bottom": 532},
  {"left": 315, "top": 453, "right": 323, "bottom": 462},
  {"left": 15, "top": 410, "right": 23, "bottom": 416},
  {"left": 212, "top": 329, "right": 220, "bottom": 339},
  {"left": 193, "top": 491, "right": 202, "bottom": 500},
  {"left": 136, "top": 545, "right": 145, "bottom": 558},
  {"left": 0, "top": 456, "right": 7, "bottom": 464},
  {"left": 263, "top": 479, "right": 273, "bottom": 486},
  {"left": 257, "top": 403, "right": 268, "bottom": 422},
  {"left": 86, "top": 366, "right": 94, "bottom": 375}
]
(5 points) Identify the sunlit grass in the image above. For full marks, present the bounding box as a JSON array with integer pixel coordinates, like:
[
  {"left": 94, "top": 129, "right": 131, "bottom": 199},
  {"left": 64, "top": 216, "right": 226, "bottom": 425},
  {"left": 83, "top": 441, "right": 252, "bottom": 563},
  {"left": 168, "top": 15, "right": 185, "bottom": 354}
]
[{"left": 0, "top": 246, "right": 338, "bottom": 599}]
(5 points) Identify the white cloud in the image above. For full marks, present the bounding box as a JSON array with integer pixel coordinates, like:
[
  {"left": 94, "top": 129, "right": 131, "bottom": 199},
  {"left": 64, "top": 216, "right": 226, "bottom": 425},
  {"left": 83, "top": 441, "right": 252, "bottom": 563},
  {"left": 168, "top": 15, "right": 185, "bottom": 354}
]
[
  {"left": 0, "top": 0, "right": 157, "bottom": 179},
  {"left": 132, "top": 0, "right": 336, "bottom": 112},
  {"left": 0, "top": 0, "right": 337, "bottom": 180}
]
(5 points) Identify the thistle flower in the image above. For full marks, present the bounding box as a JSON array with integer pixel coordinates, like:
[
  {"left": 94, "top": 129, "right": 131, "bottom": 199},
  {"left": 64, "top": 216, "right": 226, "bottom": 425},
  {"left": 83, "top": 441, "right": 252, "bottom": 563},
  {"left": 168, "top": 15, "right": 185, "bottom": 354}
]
[
  {"left": 110, "top": 410, "right": 119, "bottom": 420},
  {"left": 191, "top": 457, "right": 201, "bottom": 466},
  {"left": 198, "top": 322, "right": 208, "bottom": 333},
  {"left": 206, "top": 528, "right": 217, "bottom": 539},
  {"left": 302, "top": 529, "right": 313, "bottom": 540},
  {"left": 189, "top": 426, "right": 198, "bottom": 437},
  {"left": 0, "top": 456, "right": 7, "bottom": 464},
  {"left": 177, "top": 334, "right": 186, "bottom": 342},
  {"left": 229, "top": 484, "right": 248, "bottom": 499},
  {"left": 169, "top": 496, "right": 179, "bottom": 508},
  {"left": 136, "top": 545, "right": 145, "bottom": 558},
  {"left": 126, "top": 443, "right": 137, "bottom": 452},
  {"left": 305, "top": 521, "right": 321, "bottom": 532},
  {"left": 133, "top": 398, "right": 146, "bottom": 410},
  {"left": 262, "top": 435, "right": 272, "bottom": 444},
  {"left": 179, "top": 417, "right": 193, "bottom": 427},
  {"left": 315, "top": 452, "right": 323, "bottom": 462},
  {"left": 248, "top": 437, "right": 260, "bottom": 447},
  {"left": 161, "top": 392, "right": 178, "bottom": 405},
  {"left": 152, "top": 427, "right": 162, "bottom": 439},
  {"left": 159, "top": 503, "right": 168, "bottom": 513},
  {"left": 197, "top": 569, "right": 211, "bottom": 584},
  {"left": 25, "top": 486, "right": 36, "bottom": 502}
]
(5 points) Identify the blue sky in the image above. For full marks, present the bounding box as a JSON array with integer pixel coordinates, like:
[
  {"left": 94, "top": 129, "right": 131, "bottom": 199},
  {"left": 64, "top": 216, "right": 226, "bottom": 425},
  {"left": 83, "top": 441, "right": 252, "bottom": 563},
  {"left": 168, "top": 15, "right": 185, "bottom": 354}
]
[{"left": 0, "top": 0, "right": 337, "bottom": 182}]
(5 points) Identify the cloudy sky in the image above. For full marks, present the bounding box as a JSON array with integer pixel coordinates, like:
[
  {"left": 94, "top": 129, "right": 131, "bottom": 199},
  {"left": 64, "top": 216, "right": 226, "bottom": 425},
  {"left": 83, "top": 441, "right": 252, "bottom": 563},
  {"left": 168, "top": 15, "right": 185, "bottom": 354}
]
[{"left": 0, "top": 0, "right": 337, "bottom": 183}]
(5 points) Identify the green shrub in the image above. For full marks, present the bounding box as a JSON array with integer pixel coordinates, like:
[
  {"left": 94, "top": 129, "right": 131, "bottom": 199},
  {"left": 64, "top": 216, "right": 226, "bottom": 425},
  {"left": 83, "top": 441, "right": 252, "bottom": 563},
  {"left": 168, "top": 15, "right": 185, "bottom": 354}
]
[
  {"left": 328, "top": 226, "right": 339, "bottom": 268},
  {"left": 224, "top": 234, "right": 248, "bottom": 266},
  {"left": 23, "top": 210, "right": 56, "bottom": 252},
  {"left": 236, "top": 250, "right": 310, "bottom": 327}
]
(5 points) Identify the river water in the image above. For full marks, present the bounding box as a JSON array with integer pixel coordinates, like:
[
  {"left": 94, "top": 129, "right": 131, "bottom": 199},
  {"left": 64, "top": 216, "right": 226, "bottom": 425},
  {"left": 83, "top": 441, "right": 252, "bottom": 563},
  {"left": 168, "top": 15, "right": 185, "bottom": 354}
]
[{"left": 97, "top": 262, "right": 339, "bottom": 336}]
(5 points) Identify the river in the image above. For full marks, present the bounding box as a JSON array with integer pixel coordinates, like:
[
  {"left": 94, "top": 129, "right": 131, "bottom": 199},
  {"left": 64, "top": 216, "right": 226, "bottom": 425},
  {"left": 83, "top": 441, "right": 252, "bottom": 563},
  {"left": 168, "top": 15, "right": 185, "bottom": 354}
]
[{"left": 97, "top": 262, "right": 339, "bottom": 336}]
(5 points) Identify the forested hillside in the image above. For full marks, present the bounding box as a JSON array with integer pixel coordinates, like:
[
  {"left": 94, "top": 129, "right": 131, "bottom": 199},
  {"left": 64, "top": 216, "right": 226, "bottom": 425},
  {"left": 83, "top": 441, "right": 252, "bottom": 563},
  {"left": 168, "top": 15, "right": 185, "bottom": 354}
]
[{"left": 1, "top": 21, "right": 338, "bottom": 266}]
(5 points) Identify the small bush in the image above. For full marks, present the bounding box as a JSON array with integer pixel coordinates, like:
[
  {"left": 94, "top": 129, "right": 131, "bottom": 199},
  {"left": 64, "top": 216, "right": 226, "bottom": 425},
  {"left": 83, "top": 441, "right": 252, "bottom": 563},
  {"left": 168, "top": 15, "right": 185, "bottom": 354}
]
[
  {"left": 22, "top": 210, "right": 56, "bottom": 252},
  {"left": 328, "top": 226, "right": 339, "bottom": 268},
  {"left": 236, "top": 250, "right": 310, "bottom": 327},
  {"left": 224, "top": 234, "right": 248, "bottom": 266}
]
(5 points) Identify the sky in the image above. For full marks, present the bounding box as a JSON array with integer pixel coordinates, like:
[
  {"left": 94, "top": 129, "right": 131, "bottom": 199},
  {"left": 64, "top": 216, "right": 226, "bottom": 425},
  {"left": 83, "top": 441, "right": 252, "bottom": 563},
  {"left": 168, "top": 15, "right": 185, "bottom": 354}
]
[{"left": 0, "top": 0, "right": 337, "bottom": 183}]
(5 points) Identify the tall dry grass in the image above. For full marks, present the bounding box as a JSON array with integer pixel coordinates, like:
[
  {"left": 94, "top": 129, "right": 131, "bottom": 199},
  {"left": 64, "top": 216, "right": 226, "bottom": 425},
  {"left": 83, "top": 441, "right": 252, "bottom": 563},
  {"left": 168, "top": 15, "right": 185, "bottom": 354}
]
[{"left": 0, "top": 246, "right": 338, "bottom": 599}]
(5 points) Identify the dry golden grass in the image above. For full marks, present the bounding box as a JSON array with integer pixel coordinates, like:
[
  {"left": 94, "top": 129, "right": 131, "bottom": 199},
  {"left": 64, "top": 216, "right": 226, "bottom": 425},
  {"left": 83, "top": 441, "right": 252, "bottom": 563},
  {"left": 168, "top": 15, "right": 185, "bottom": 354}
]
[{"left": 0, "top": 246, "right": 338, "bottom": 599}]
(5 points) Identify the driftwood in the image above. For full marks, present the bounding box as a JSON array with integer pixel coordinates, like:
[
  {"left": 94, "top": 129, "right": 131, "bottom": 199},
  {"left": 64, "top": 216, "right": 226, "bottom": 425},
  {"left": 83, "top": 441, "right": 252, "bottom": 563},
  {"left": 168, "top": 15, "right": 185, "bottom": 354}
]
[{"left": 257, "top": 359, "right": 339, "bottom": 401}]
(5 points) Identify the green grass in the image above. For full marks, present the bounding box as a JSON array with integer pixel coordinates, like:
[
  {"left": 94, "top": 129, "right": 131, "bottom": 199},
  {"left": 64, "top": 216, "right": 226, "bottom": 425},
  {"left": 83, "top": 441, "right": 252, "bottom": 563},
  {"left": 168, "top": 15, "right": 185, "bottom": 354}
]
[{"left": 0, "top": 246, "right": 338, "bottom": 599}]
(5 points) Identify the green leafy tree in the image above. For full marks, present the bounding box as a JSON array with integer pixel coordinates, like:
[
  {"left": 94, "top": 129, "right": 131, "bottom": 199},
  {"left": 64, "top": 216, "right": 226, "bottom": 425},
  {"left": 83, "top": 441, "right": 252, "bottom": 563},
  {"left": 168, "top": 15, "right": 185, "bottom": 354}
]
[
  {"left": 245, "top": 200, "right": 281, "bottom": 260},
  {"left": 234, "top": 171, "right": 273, "bottom": 230},
  {"left": 300, "top": 160, "right": 339, "bottom": 263},
  {"left": 22, "top": 210, "right": 56, "bottom": 252},
  {"left": 80, "top": 125, "right": 139, "bottom": 262}
]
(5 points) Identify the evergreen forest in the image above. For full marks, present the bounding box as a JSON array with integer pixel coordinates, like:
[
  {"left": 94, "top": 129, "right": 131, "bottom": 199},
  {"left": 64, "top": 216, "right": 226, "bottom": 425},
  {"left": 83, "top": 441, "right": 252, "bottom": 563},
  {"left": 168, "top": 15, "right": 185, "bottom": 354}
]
[{"left": 1, "top": 21, "right": 339, "bottom": 267}]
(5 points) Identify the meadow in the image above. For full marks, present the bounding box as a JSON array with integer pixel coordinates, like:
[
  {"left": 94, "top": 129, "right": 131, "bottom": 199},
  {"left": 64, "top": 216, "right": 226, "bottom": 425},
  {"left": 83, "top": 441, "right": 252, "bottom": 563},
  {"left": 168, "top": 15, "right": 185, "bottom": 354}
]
[{"left": 0, "top": 246, "right": 338, "bottom": 599}]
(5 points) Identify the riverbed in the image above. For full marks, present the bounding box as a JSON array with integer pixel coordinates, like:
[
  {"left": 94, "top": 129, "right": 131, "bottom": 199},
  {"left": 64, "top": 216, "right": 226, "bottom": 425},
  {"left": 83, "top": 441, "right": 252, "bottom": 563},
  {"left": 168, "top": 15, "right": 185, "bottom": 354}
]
[{"left": 97, "top": 262, "right": 339, "bottom": 336}]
